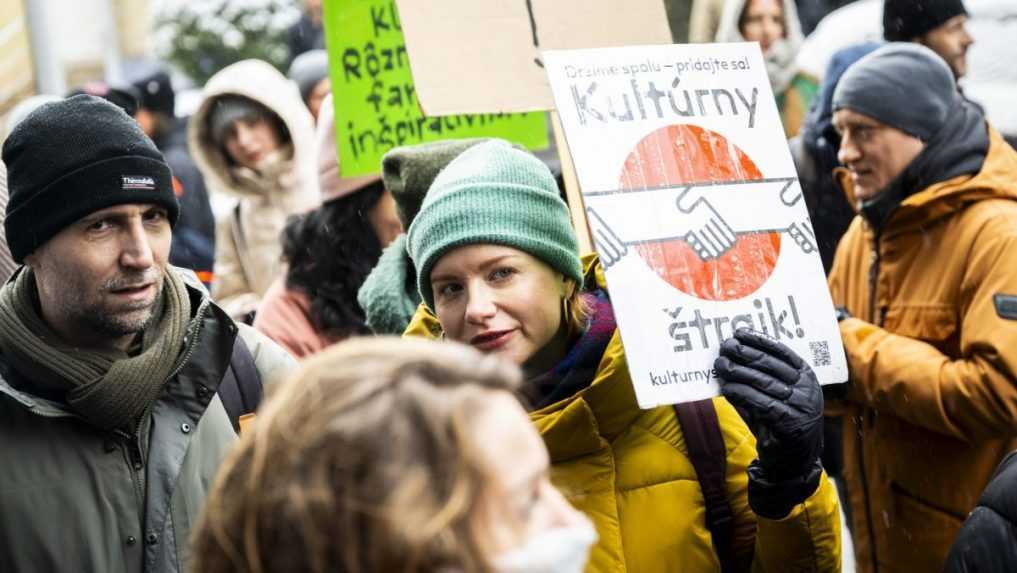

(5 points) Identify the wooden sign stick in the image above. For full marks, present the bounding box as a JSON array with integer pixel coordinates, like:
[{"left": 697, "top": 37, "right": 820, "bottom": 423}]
[{"left": 551, "top": 111, "right": 594, "bottom": 254}]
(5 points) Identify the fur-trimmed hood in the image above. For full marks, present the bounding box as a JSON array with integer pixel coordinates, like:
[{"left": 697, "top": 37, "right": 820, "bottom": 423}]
[{"left": 188, "top": 59, "right": 319, "bottom": 212}]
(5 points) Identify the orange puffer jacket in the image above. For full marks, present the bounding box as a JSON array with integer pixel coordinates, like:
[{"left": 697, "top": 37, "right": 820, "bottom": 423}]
[{"left": 828, "top": 128, "right": 1017, "bottom": 573}]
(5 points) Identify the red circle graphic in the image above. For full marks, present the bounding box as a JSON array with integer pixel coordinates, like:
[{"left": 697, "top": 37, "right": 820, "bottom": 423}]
[{"left": 618, "top": 124, "right": 780, "bottom": 301}]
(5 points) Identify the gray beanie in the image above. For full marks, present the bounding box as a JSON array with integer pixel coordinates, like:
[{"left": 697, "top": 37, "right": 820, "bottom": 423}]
[
  {"left": 287, "top": 49, "right": 330, "bottom": 104},
  {"left": 833, "top": 43, "right": 959, "bottom": 141}
]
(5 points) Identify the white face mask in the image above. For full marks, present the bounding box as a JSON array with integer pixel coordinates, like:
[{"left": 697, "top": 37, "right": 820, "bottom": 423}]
[{"left": 491, "top": 519, "right": 598, "bottom": 573}]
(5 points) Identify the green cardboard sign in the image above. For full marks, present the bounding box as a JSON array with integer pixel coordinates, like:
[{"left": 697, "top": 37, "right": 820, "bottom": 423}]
[{"left": 323, "top": 0, "right": 550, "bottom": 177}]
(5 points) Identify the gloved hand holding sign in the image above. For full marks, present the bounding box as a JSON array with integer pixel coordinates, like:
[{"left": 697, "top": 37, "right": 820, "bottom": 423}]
[{"left": 714, "top": 328, "right": 824, "bottom": 518}]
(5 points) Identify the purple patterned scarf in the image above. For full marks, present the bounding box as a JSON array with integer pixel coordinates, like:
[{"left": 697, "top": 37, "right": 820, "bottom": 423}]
[{"left": 529, "top": 289, "right": 616, "bottom": 409}]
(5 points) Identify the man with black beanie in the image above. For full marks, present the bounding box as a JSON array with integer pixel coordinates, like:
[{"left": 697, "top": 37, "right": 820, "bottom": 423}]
[
  {"left": 0, "top": 94, "right": 294, "bottom": 573},
  {"left": 827, "top": 43, "right": 1017, "bottom": 573},
  {"left": 883, "top": 0, "right": 974, "bottom": 80}
]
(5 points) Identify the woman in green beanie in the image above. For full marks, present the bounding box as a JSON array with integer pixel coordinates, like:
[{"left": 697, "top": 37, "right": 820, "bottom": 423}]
[
  {"left": 357, "top": 138, "right": 498, "bottom": 335},
  {"left": 405, "top": 139, "right": 841, "bottom": 572}
]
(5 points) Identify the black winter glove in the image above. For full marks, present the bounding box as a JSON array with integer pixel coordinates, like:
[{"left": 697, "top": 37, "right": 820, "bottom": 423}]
[
  {"left": 834, "top": 306, "right": 852, "bottom": 322},
  {"left": 714, "top": 329, "right": 824, "bottom": 518}
]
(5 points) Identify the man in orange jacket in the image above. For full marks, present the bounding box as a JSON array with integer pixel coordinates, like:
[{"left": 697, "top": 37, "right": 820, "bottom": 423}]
[{"left": 828, "top": 43, "right": 1017, "bottom": 573}]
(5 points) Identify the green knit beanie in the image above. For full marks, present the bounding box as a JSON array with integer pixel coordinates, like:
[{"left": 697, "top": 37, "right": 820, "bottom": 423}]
[{"left": 407, "top": 139, "right": 583, "bottom": 311}]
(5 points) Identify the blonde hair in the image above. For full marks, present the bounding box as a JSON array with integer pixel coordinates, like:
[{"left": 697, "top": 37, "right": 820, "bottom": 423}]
[
  {"left": 191, "top": 337, "right": 522, "bottom": 573},
  {"left": 564, "top": 278, "right": 591, "bottom": 335}
]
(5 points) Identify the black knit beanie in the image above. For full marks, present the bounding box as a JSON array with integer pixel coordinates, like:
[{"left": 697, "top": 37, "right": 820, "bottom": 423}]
[
  {"left": 130, "top": 69, "right": 176, "bottom": 117},
  {"left": 2, "top": 94, "right": 179, "bottom": 263},
  {"left": 883, "top": 0, "right": 967, "bottom": 41}
]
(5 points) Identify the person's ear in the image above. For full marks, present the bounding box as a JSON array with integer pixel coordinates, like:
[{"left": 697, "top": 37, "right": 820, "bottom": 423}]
[{"left": 23, "top": 248, "right": 41, "bottom": 270}]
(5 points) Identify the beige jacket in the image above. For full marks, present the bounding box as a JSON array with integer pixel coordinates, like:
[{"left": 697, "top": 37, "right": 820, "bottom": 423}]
[{"left": 189, "top": 59, "right": 320, "bottom": 319}]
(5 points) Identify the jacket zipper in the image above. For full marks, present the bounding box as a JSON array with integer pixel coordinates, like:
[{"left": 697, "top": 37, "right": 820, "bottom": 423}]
[
  {"left": 115, "top": 427, "right": 147, "bottom": 523},
  {"left": 858, "top": 232, "right": 882, "bottom": 572},
  {"left": 164, "top": 297, "right": 209, "bottom": 383},
  {"left": 867, "top": 231, "right": 884, "bottom": 325},
  {"left": 122, "top": 298, "right": 210, "bottom": 526}
]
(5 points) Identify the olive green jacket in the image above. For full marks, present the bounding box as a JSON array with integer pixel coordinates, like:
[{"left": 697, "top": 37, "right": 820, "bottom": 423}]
[{"left": 0, "top": 278, "right": 294, "bottom": 573}]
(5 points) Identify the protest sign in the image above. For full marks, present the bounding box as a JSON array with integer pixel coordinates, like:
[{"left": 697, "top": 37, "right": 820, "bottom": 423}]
[
  {"left": 544, "top": 44, "right": 848, "bottom": 408},
  {"left": 322, "top": 0, "right": 549, "bottom": 177},
  {"left": 394, "top": 0, "right": 672, "bottom": 115}
]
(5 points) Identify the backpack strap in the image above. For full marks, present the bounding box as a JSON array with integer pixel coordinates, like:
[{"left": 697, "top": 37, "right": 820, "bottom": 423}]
[
  {"left": 217, "top": 335, "right": 264, "bottom": 433},
  {"left": 675, "top": 399, "right": 738, "bottom": 572}
]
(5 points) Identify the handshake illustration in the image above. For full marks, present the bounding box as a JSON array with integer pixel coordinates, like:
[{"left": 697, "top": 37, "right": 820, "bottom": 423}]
[{"left": 585, "top": 177, "right": 817, "bottom": 269}]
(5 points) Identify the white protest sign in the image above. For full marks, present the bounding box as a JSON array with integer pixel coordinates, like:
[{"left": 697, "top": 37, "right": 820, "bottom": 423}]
[{"left": 544, "top": 43, "right": 848, "bottom": 408}]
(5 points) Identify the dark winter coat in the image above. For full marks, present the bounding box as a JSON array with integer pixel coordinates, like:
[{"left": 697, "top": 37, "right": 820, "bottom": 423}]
[
  {"left": 158, "top": 116, "right": 215, "bottom": 282},
  {"left": 0, "top": 276, "right": 294, "bottom": 573},
  {"left": 286, "top": 13, "right": 325, "bottom": 65},
  {"left": 945, "top": 451, "right": 1017, "bottom": 573}
]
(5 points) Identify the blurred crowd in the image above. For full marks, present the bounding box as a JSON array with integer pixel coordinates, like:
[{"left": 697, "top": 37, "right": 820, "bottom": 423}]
[{"left": 1, "top": 0, "right": 1016, "bottom": 572}]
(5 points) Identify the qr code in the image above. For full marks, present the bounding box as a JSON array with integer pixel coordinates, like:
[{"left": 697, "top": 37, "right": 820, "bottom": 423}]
[{"left": 810, "top": 340, "right": 831, "bottom": 367}]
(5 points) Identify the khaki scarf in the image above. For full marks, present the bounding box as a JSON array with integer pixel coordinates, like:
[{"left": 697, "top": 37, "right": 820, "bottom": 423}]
[{"left": 0, "top": 268, "right": 191, "bottom": 432}]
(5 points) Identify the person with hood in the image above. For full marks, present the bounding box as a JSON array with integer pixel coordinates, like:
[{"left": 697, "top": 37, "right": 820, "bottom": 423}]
[
  {"left": 126, "top": 63, "right": 217, "bottom": 287},
  {"left": 790, "top": 42, "right": 881, "bottom": 273},
  {"left": 944, "top": 451, "right": 1017, "bottom": 573},
  {"left": 0, "top": 95, "right": 293, "bottom": 573},
  {"left": 404, "top": 139, "right": 842, "bottom": 572},
  {"left": 189, "top": 59, "right": 320, "bottom": 321},
  {"left": 357, "top": 138, "right": 496, "bottom": 335},
  {"left": 827, "top": 43, "right": 1017, "bottom": 572},
  {"left": 715, "top": 0, "right": 818, "bottom": 137},
  {"left": 253, "top": 94, "right": 398, "bottom": 358},
  {"left": 192, "top": 336, "right": 598, "bottom": 573}
]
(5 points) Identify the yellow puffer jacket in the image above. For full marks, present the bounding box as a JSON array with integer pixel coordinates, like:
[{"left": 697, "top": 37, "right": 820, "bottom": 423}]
[
  {"left": 407, "top": 255, "right": 841, "bottom": 572},
  {"left": 828, "top": 127, "right": 1017, "bottom": 573}
]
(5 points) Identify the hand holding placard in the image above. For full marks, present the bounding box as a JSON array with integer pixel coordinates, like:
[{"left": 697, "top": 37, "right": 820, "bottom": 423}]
[
  {"left": 715, "top": 329, "right": 825, "bottom": 516},
  {"left": 715, "top": 329, "right": 824, "bottom": 480}
]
